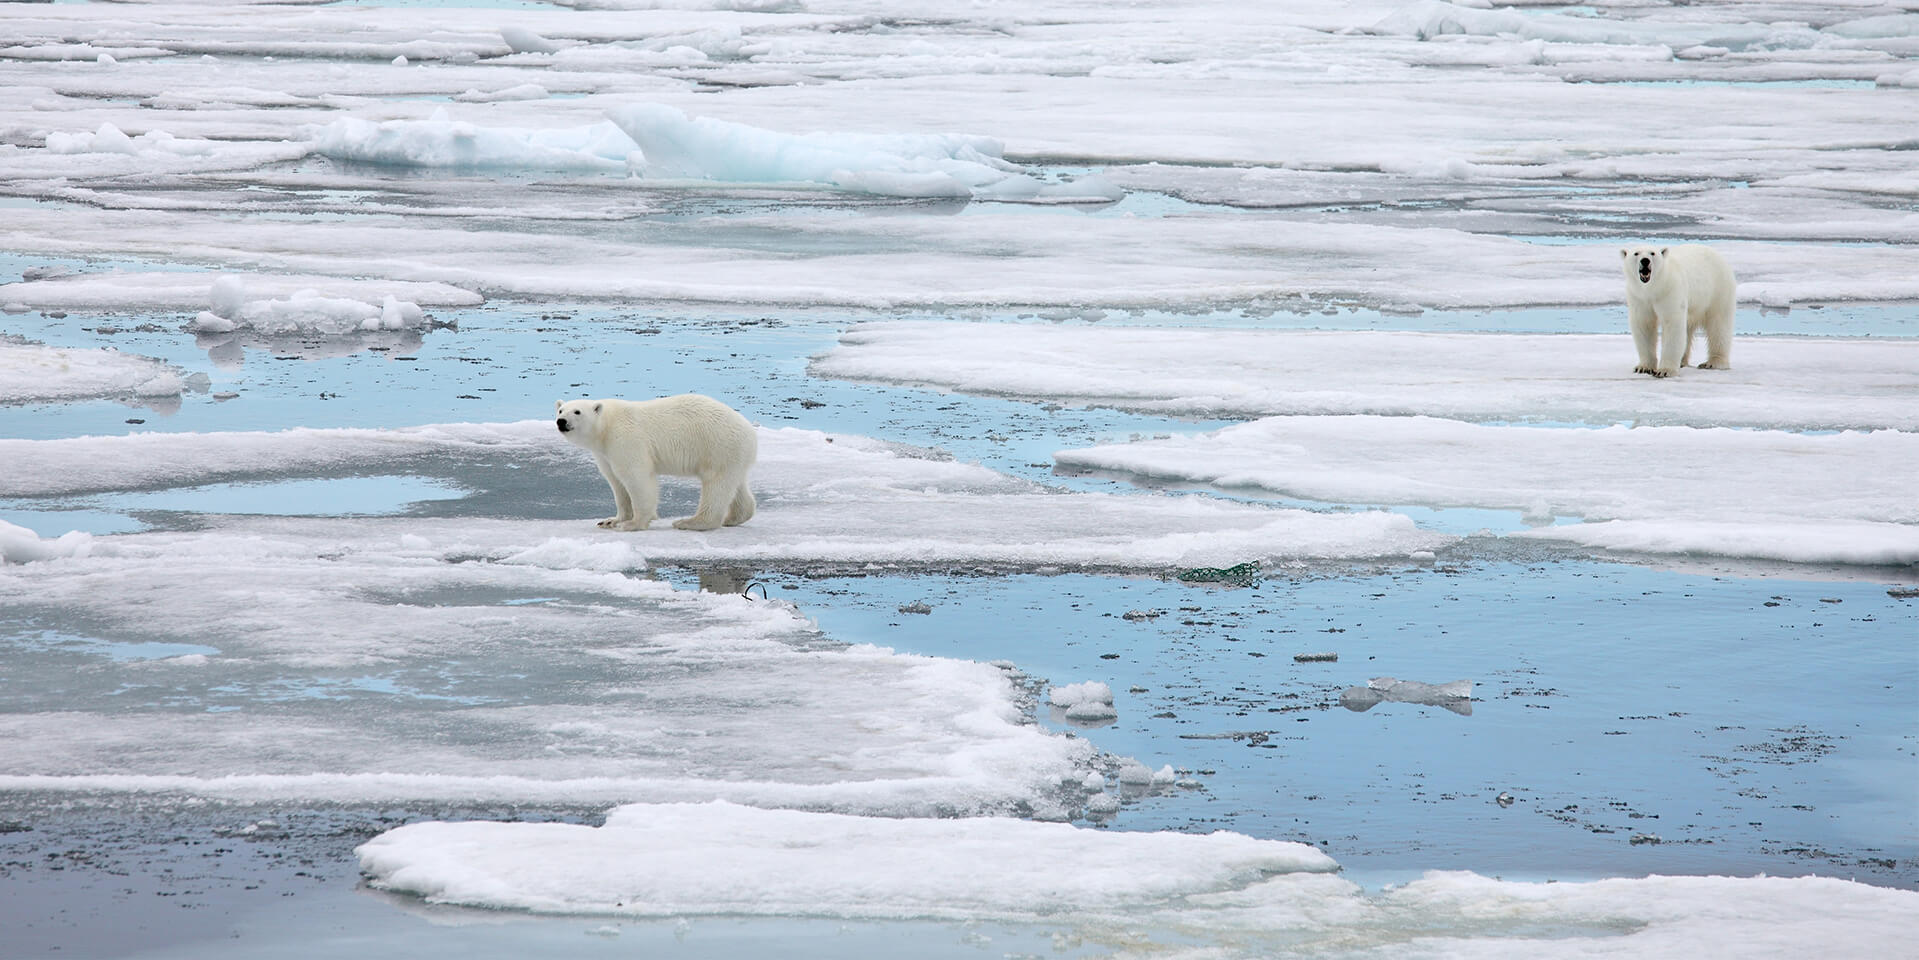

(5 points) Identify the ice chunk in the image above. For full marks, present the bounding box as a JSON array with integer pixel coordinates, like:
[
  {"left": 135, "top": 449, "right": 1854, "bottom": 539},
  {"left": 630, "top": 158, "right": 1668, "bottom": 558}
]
[
  {"left": 309, "top": 114, "right": 633, "bottom": 171},
  {"left": 1339, "top": 677, "right": 1473, "bottom": 715},
  {"left": 0, "top": 520, "right": 92, "bottom": 564},
  {"left": 500, "top": 26, "right": 563, "bottom": 54},
  {"left": 1048, "top": 680, "right": 1114, "bottom": 709},
  {"left": 187, "top": 281, "right": 429, "bottom": 337}
]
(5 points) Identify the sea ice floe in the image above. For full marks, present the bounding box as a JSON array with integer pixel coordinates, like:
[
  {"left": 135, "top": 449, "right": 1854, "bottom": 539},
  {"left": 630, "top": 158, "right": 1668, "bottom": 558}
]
[
  {"left": 354, "top": 800, "right": 1919, "bottom": 956},
  {"left": 0, "top": 532, "right": 1098, "bottom": 813},
  {"left": 1055, "top": 414, "right": 1919, "bottom": 565},
  {"left": 357, "top": 800, "right": 1338, "bottom": 919},
  {"left": 0, "top": 338, "right": 197, "bottom": 407},
  {"left": 816, "top": 322, "right": 1919, "bottom": 431}
]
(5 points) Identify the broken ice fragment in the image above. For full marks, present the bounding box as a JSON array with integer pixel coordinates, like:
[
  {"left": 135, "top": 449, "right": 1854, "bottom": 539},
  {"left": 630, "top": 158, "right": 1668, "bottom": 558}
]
[{"left": 1338, "top": 677, "right": 1473, "bottom": 715}]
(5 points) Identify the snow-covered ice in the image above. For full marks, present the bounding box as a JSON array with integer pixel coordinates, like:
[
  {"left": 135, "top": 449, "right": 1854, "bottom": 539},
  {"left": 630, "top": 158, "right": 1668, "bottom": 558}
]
[
  {"left": 0, "top": 337, "right": 197, "bottom": 407},
  {"left": 359, "top": 800, "right": 1336, "bottom": 919},
  {"left": 1055, "top": 415, "right": 1919, "bottom": 565},
  {"left": 356, "top": 800, "right": 1919, "bottom": 956},
  {"left": 816, "top": 322, "right": 1919, "bottom": 431}
]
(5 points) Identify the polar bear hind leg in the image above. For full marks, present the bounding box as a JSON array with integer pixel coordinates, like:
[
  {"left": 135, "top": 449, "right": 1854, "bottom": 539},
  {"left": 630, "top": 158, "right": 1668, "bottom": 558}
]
[
  {"left": 1698, "top": 291, "right": 1735, "bottom": 369},
  {"left": 676, "top": 468, "right": 749, "bottom": 531},
  {"left": 725, "top": 480, "right": 755, "bottom": 527}
]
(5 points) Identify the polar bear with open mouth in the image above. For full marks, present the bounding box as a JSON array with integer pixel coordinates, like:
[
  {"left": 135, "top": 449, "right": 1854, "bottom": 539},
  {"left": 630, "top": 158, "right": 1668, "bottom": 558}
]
[
  {"left": 555, "top": 394, "right": 757, "bottom": 532},
  {"left": 1621, "top": 244, "right": 1736, "bottom": 378}
]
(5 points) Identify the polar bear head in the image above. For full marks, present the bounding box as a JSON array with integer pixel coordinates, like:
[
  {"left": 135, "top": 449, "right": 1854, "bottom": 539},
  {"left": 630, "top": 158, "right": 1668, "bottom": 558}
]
[
  {"left": 554, "top": 399, "right": 603, "bottom": 448},
  {"left": 1620, "top": 246, "right": 1670, "bottom": 287}
]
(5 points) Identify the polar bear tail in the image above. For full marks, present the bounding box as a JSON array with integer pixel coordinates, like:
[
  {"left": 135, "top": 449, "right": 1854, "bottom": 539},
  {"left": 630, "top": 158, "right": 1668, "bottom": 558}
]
[{"left": 725, "top": 481, "right": 756, "bottom": 526}]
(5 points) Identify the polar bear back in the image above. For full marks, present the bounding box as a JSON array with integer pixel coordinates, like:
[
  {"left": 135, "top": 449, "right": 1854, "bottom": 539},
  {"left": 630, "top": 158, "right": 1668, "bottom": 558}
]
[{"left": 594, "top": 394, "right": 757, "bottom": 478}]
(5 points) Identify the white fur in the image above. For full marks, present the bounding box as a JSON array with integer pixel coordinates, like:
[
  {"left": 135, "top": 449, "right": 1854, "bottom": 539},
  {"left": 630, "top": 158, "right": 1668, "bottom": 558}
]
[
  {"left": 555, "top": 394, "right": 757, "bottom": 532},
  {"left": 1621, "top": 243, "right": 1736, "bottom": 377}
]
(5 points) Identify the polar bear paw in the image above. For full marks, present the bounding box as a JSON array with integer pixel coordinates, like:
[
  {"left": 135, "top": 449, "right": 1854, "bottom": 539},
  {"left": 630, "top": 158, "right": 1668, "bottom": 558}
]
[
  {"left": 597, "top": 517, "right": 624, "bottom": 528},
  {"left": 1633, "top": 364, "right": 1656, "bottom": 375},
  {"left": 672, "top": 516, "right": 721, "bottom": 532},
  {"left": 613, "top": 518, "right": 651, "bottom": 532},
  {"left": 1697, "top": 360, "right": 1729, "bottom": 370}
]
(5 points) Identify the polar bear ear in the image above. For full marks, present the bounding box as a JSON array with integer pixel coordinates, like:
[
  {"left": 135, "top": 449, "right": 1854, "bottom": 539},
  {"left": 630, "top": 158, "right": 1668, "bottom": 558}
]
[
  {"left": 555, "top": 400, "right": 563, "bottom": 413},
  {"left": 1620, "top": 248, "right": 1628, "bottom": 258},
  {"left": 1659, "top": 247, "right": 1668, "bottom": 256},
  {"left": 593, "top": 402, "right": 602, "bottom": 413}
]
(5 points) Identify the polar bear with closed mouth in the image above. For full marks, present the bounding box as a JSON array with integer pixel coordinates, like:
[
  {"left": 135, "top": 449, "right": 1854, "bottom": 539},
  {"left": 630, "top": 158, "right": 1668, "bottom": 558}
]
[
  {"left": 555, "top": 394, "right": 756, "bottom": 532},
  {"left": 1621, "top": 244, "right": 1736, "bottom": 377}
]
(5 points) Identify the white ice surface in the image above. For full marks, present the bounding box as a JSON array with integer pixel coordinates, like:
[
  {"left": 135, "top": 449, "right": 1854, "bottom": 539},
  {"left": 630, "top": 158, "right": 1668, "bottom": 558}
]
[
  {"left": 815, "top": 322, "right": 1919, "bottom": 431},
  {"left": 0, "top": 524, "right": 1097, "bottom": 813},
  {"left": 356, "top": 800, "right": 1919, "bottom": 957},
  {"left": 1056, "top": 415, "right": 1919, "bottom": 565},
  {"left": 4, "top": 1, "right": 1917, "bottom": 311},
  {"left": 0, "top": 421, "right": 1449, "bottom": 568},
  {"left": 0, "top": 338, "right": 191, "bottom": 405},
  {"left": 0, "top": 270, "right": 481, "bottom": 313},
  {"left": 359, "top": 800, "right": 1336, "bottom": 920}
]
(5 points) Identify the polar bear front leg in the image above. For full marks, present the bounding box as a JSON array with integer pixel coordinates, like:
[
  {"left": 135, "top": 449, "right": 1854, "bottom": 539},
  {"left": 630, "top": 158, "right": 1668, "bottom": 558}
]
[
  {"left": 1654, "top": 302, "right": 1688, "bottom": 378},
  {"left": 607, "top": 456, "right": 659, "bottom": 532},
  {"left": 593, "top": 456, "right": 632, "bottom": 528},
  {"left": 1628, "top": 302, "right": 1659, "bottom": 375}
]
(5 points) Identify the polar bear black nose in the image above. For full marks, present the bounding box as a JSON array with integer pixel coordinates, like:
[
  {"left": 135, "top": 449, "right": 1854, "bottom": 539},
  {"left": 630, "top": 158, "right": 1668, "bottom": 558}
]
[
  {"left": 556, "top": 417, "right": 569, "bottom": 432},
  {"left": 1639, "top": 258, "right": 1650, "bottom": 269}
]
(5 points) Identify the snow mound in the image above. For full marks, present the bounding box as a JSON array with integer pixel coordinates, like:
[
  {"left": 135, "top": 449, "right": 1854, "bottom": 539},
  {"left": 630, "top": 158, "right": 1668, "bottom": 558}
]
[
  {"left": 608, "top": 103, "right": 1122, "bottom": 203},
  {"left": 45, "top": 122, "right": 220, "bottom": 158},
  {"left": 0, "top": 520, "right": 92, "bottom": 564},
  {"left": 358, "top": 800, "right": 1336, "bottom": 919},
  {"left": 188, "top": 276, "right": 429, "bottom": 336}
]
